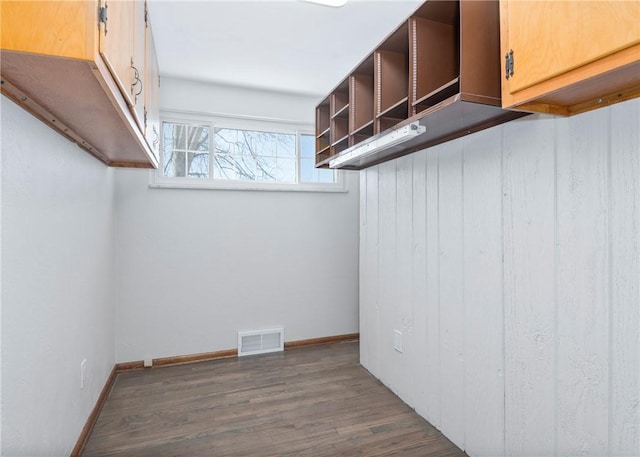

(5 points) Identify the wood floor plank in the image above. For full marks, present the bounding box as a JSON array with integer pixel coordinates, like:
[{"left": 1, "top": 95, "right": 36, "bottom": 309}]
[{"left": 82, "top": 342, "right": 466, "bottom": 456}]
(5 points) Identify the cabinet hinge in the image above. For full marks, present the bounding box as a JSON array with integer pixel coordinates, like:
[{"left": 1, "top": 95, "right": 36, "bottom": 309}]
[
  {"left": 98, "top": 2, "right": 108, "bottom": 35},
  {"left": 505, "top": 49, "right": 514, "bottom": 80}
]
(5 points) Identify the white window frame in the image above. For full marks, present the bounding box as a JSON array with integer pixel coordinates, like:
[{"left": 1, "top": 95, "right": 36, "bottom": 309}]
[{"left": 150, "top": 111, "right": 345, "bottom": 193}]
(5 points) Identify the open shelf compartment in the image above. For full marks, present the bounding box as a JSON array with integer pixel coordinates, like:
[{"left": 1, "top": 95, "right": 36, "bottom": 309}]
[
  {"left": 374, "top": 22, "right": 409, "bottom": 134},
  {"left": 409, "top": 1, "right": 460, "bottom": 115},
  {"left": 349, "top": 55, "right": 375, "bottom": 147}
]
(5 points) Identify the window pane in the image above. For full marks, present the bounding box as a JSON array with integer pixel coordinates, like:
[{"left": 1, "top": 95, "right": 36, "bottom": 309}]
[
  {"left": 188, "top": 125, "right": 209, "bottom": 152},
  {"left": 164, "top": 150, "right": 186, "bottom": 177},
  {"left": 162, "top": 122, "right": 209, "bottom": 178},
  {"left": 318, "top": 168, "right": 335, "bottom": 183},
  {"left": 214, "top": 154, "right": 249, "bottom": 180},
  {"left": 300, "top": 157, "right": 335, "bottom": 184},
  {"left": 275, "top": 158, "right": 296, "bottom": 182},
  {"left": 277, "top": 133, "right": 295, "bottom": 159},
  {"left": 188, "top": 151, "right": 209, "bottom": 178},
  {"left": 300, "top": 158, "right": 315, "bottom": 182},
  {"left": 215, "top": 128, "right": 240, "bottom": 154},
  {"left": 300, "top": 134, "right": 335, "bottom": 183},
  {"left": 213, "top": 128, "right": 297, "bottom": 182},
  {"left": 300, "top": 134, "right": 315, "bottom": 159}
]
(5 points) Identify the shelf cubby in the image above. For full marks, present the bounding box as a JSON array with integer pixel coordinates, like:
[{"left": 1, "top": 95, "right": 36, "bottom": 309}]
[
  {"left": 316, "top": 97, "right": 330, "bottom": 135},
  {"left": 331, "top": 117, "right": 349, "bottom": 147},
  {"left": 413, "top": 77, "right": 460, "bottom": 113},
  {"left": 351, "top": 121, "right": 374, "bottom": 147},
  {"left": 330, "top": 80, "right": 349, "bottom": 117},
  {"left": 349, "top": 55, "right": 375, "bottom": 147},
  {"left": 333, "top": 136, "right": 350, "bottom": 155},
  {"left": 409, "top": 3, "right": 459, "bottom": 116}
]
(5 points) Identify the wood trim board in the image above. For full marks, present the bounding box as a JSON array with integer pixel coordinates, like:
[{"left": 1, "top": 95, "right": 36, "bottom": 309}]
[{"left": 69, "top": 366, "right": 117, "bottom": 457}]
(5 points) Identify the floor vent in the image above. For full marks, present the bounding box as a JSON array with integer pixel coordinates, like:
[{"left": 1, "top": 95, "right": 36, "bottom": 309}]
[{"left": 238, "top": 327, "right": 284, "bottom": 357}]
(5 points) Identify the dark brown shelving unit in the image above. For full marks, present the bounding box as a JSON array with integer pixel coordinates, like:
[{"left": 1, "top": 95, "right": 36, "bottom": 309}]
[{"left": 314, "top": 0, "right": 527, "bottom": 170}]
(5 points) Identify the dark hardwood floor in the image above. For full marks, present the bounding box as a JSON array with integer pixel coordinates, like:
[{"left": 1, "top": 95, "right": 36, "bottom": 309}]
[{"left": 82, "top": 342, "right": 466, "bottom": 456}]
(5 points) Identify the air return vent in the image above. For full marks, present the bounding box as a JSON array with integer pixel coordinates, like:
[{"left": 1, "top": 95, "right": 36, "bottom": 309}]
[{"left": 238, "top": 328, "right": 284, "bottom": 357}]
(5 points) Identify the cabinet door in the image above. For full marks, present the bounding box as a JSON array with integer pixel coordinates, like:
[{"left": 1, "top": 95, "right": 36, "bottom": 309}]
[
  {"left": 502, "top": 1, "right": 640, "bottom": 95},
  {"left": 99, "top": 0, "right": 136, "bottom": 107},
  {"left": 144, "top": 15, "right": 161, "bottom": 161},
  {"left": 131, "top": 0, "right": 146, "bottom": 131}
]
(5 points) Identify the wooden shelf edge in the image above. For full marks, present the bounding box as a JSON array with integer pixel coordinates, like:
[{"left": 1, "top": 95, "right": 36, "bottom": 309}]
[
  {"left": 316, "top": 144, "right": 331, "bottom": 156},
  {"left": 316, "top": 126, "right": 330, "bottom": 138},
  {"left": 331, "top": 103, "right": 350, "bottom": 119},
  {"left": 413, "top": 77, "right": 459, "bottom": 106},
  {"left": 315, "top": 154, "right": 333, "bottom": 168},
  {"left": 377, "top": 96, "right": 409, "bottom": 118},
  {"left": 331, "top": 134, "right": 349, "bottom": 147},
  {"left": 351, "top": 119, "right": 374, "bottom": 136}
]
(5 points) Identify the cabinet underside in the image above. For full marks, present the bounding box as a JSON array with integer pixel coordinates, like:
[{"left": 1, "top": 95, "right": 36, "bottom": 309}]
[{"left": 1, "top": 51, "right": 156, "bottom": 168}]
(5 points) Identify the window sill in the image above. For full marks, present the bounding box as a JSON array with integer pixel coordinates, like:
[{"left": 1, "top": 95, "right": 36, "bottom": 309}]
[{"left": 148, "top": 172, "right": 348, "bottom": 193}]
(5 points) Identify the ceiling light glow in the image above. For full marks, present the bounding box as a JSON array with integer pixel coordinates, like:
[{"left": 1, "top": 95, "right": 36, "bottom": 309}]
[{"left": 301, "top": 0, "right": 348, "bottom": 7}]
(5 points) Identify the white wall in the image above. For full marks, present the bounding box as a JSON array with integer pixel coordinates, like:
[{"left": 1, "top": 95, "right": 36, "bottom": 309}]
[
  {"left": 114, "top": 78, "right": 360, "bottom": 362},
  {"left": 1, "top": 99, "right": 116, "bottom": 456},
  {"left": 160, "top": 77, "right": 319, "bottom": 123},
  {"left": 360, "top": 99, "right": 640, "bottom": 457}
]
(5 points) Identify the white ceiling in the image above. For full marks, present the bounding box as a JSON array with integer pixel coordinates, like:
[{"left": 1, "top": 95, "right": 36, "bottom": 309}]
[{"left": 147, "top": 0, "right": 422, "bottom": 97}]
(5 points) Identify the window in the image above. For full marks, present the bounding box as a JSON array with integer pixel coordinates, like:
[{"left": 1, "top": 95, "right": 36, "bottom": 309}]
[{"left": 155, "top": 115, "right": 340, "bottom": 191}]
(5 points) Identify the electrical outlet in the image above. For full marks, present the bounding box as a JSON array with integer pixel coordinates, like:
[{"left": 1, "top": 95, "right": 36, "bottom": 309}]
[
  {"left": 143, "top": 358, "right": 153, "bottom": 368},
  {"left": 394, "top": 330, "right": 403, "bottom": 353},
  {"left": 80, "top": 359, "right": 87, "bottom": 389}
]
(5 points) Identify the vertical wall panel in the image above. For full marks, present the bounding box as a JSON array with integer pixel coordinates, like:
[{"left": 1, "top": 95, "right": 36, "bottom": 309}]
[
  {"left": 437, "top": 143, "right": 465, "bottom": 449},
  {"left": 609, "top": 100, "right": 640, "bottom": 456},
  {"left": 503, "top": 115, "right": 557, "bottom": 456},
  {"left": 462, "top": 130, "right": 504, "bottom": 456},
  {"left": 425, "top": 147, "right": 441, "bottom": 427},
  {"left": 377, "top": 161, "right": 398, "bottom": 389},
  {"left": 395, "top": 155, "right": 415, "bottom": 404},
  {"left": 556, "top": 109, "right": 610, "bottom": 456},
  {"left": 359, "top": 169, "right": 369, "bottom": 367},
  {"left": 412, "top": 150, "right": 428, "bottom": 418},
  {"left": 362, "top": 167, "right": 380, "bottom": 377}
]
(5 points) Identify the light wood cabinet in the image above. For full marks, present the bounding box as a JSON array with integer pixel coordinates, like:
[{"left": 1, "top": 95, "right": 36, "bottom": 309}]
[
  {"left": 0, "top": 0, "right": 159, "bottom": 168},
  {"left": 500, "top": 0, "right": 640, "bottom": 115}
]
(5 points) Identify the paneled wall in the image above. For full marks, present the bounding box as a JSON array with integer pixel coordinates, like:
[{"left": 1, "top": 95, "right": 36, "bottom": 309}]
[{"left": 359, "top": 99, "right": 640, "bottom": 456}]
